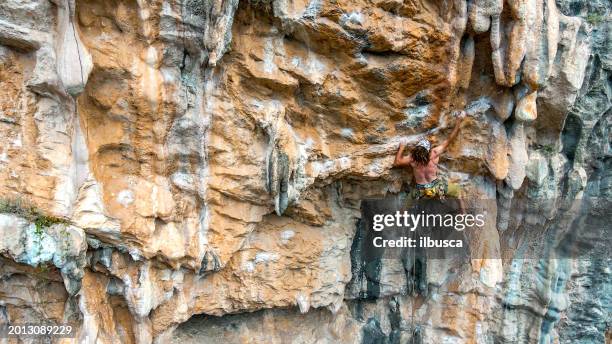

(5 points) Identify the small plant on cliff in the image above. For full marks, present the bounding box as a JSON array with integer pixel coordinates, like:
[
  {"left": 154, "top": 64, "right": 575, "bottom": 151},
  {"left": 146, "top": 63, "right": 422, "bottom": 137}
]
[
  {"left": 540, "top": 144, "right": 556, "bottom": 155},
  {"left": 0, "top": 197, "right": 69, "bottom": 234},
  {"left": 36, "top": 262, "right": 50, "bottom": 274},
  {"left": 1, "top": 197, "right": 70, "bottom": 270},
  {"left": 586, "top": 13, "right": 605, "bottom": 25},
  {"left": 34, "top": 215, "right": 67, "bottom": 235}
]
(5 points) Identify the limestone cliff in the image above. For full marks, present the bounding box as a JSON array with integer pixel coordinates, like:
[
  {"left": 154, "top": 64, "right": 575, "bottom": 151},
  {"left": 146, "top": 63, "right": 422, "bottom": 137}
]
[{"left": 0, "top": 0, "right": 609, "bottom": 343}]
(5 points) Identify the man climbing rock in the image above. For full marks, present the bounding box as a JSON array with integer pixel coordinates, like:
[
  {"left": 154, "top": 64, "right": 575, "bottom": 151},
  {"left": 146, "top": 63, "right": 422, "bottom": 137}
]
[{"left": 393, "top": 110, "right": 467, "bottom": 200}]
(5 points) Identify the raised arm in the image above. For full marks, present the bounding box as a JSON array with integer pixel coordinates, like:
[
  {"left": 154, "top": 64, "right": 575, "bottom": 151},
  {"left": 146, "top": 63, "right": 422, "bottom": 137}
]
[
  {"left": 393, "top": 142, "right": 412, "bottom": 167},
  {"left": 431, "top": 110, "right": 466, "bottom": 158}
]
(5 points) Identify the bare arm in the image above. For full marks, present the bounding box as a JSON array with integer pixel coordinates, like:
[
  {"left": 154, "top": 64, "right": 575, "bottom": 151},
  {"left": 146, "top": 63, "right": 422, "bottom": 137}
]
[
  {"left": 393, "top": 142, "right": 412, "bottom": 167},
  {"left": 432, "top": 111, "right": 466, "bottom": 158}
]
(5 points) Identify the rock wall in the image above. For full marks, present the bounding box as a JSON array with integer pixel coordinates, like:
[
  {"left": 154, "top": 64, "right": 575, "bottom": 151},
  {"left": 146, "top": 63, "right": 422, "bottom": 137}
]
[{"left": 0, "top": 0, "right": 609, "bottom": 343}]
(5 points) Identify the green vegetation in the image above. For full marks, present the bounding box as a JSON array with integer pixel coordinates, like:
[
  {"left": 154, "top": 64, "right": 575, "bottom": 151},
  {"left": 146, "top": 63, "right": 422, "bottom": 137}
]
[
  {"left": 0, "top": 197, "right": 69, "bottom": 236},
  {"left": 541, "top": 144, "right": 556, "bottom": 155},
  {"left": 586, "top": 13, "right": 605, "bottom": 25},
  {"left": 36, "top": 262, "right": 50, "bottom": 273},
  {"left": 0, "top": 197, "right": 71, "bottom": 270}
]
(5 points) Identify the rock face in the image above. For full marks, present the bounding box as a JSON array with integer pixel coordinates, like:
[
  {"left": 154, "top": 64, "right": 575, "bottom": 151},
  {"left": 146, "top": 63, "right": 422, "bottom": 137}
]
[{"left": 0, "top": 0, "right": 609, "bottom": 343}]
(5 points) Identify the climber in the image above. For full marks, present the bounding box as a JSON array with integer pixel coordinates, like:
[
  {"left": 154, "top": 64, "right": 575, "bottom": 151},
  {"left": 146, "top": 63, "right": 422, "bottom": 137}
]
[{"left": 393, "top": 110, "right": 467, "bottom": 201}]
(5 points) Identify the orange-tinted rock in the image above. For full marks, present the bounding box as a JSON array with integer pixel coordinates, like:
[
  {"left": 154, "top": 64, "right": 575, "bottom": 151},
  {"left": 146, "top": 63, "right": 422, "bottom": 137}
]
[{"left": 0, "top": 0, "right": 601, "bottom": 343}]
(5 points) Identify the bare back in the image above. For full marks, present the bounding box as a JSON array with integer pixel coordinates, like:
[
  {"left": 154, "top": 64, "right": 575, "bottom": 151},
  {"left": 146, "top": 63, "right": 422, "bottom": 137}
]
[
  {"left": 409, "top": 150, "right": 440, "bottom": 184},
  {"left": 394, "top": 112, "right": 466, "bottom": 185}
]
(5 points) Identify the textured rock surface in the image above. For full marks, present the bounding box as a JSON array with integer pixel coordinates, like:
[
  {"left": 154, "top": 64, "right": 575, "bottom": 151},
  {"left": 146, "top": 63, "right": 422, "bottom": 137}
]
[{"left": 0, "top": 0, "right": 609, "bottom": 343}]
